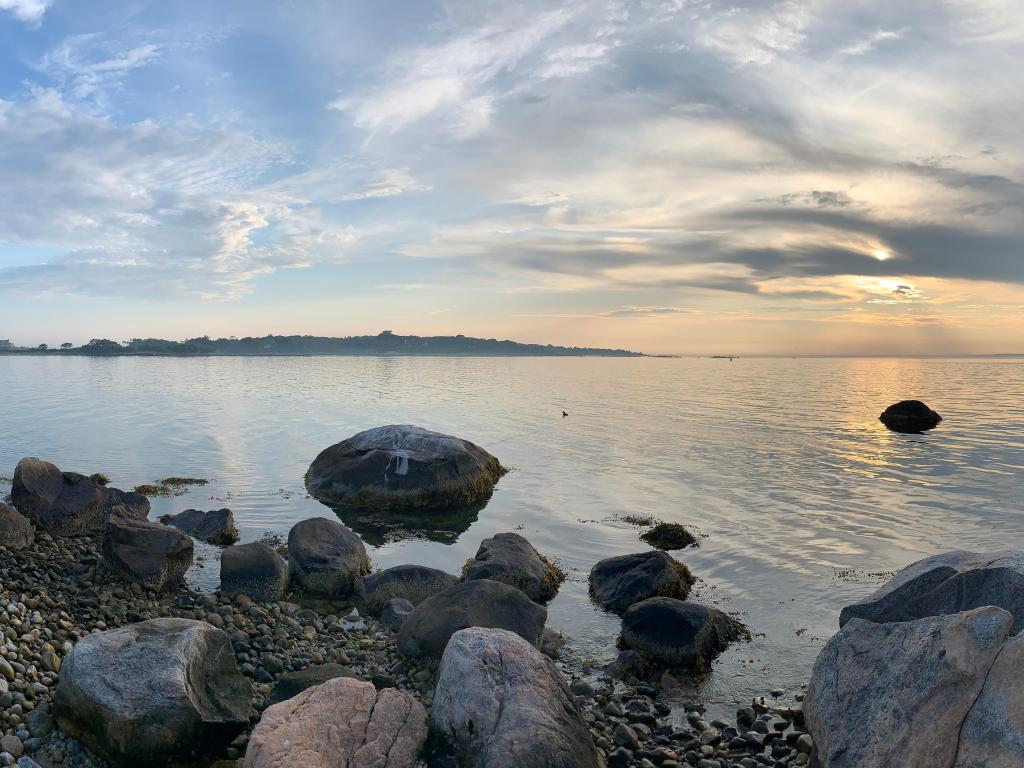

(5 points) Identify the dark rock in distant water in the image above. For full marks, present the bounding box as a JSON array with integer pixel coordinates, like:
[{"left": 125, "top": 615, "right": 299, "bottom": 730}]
[
  {"left": 590, "top": 550, "right": 693, "bottom": 615},
  {"left": 397, "top": 579, "right": 546, "bottom": 660},
  {"left": 0, "top": 501, "right": 34, "bottom": 550},
  {"left": 380, "top": 597, "right": 414, "bottom": 631},
  {"left": 102, "top": 516, "right": 194, "bottom": 591},
  {"left": 265, "top": 663, "right": 357, "bottom": 707},
  {"left": 53, "top": 618, "right": 250, "bottom": 767},
  {"left": 619, "top": 597, "right": 745, "bottom": 671},
  {"left": 220, "top": 542, "right": 289, "bottom": 602},
  {"left": 361, "top": 564, "right": 458, "bottom": 613},
  {"left": 879, "top": 399, "right": 942, "bottom": 432},
  {"left": 245, "top": 677, "right": 427, "bottom": 768},
  {"left": 12, "top": 457, "right": 149, "bottom": 535},
  {"left": 160, "top": 508, "right": 238, "bottom": 545},
  {"left": 805, "top": 606, "right": 1013, "bottom": 768},
  {"left": 287, "top": 517, "right": 370, "bottom": 597},
  {"left": 464, "top": 532, "right": 565, "bottom": 604},
  {"left": 840, "top": 549, "right": 1024, "bottom": 633},
  {"left": 432, "top": 627, "right": 601, "bottom": 768},
  {"left": 305, "top": 425, "right": 505, "bottom": 512},
  {"left": 640, "top": 522, "right": 698, "bottom": 550}
]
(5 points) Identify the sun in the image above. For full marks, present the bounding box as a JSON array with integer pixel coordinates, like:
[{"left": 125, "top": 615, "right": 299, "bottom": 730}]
[{"left": 872, "top": 249, "right": 891, "bottom": 261}]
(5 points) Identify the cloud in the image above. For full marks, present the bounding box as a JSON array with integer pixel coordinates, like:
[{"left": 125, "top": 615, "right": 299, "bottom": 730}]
[
  {"left": 40, "top": 37, "right": 162, "bottom": 102},
  {"left": 0, "top": 0, "right": 51, "bottom": 23},
  {"left": 602, "top": 306, "right": 696, "bottom": 317},
  {"left": 838, "top": 29, "right": 904, "bottom": 56},
  {"left": 0, "top": 92, "right": 356, "bottom": 299}
]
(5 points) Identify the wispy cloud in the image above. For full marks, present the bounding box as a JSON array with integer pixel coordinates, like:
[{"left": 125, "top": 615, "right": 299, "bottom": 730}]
[{"left": 0, "top": 0, "right": 52, "bottom": 23}]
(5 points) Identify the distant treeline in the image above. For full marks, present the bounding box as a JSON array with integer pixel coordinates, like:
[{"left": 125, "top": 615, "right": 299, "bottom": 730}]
[{"left": 0, "top": 331, "right": 642, "bottom": 357}]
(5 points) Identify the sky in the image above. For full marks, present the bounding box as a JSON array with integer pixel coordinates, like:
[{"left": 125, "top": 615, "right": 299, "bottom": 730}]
[{"left": 0, "top": 0, "right": 1022, "bottom": 355}]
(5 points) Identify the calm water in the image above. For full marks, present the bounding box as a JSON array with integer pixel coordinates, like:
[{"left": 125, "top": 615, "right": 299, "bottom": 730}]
[{"left": 2, "top": 355, "right": 1022, "bottom": 714}]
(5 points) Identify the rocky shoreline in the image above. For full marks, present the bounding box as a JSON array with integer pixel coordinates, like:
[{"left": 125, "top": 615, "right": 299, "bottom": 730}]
[{"left": 0, "top": 527, "right": 813, "bottom": 768}]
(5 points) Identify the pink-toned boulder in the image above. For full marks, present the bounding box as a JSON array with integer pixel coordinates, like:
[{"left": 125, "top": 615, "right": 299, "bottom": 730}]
[{"left": 244, "top": 677, "right": 426, "bottom": 768}]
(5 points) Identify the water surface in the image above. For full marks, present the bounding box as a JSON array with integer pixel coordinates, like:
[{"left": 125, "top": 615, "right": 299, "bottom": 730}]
[{"left": 2, "top": 355, "right": 1022, "bottom": 714}]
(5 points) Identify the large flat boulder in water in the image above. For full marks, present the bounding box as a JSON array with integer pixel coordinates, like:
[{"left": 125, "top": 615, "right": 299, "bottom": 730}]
[
  {"left": 102, "top": 517, "right": 194, "bottom": 591},
  {"left": 361, "top": 564, "right": 458, "bottom": 613},
  {"left": 161, "top": 508, "right": 238, "bottom": 545},
  {"left": 619, "top": 597, "right": 745, "bottom": 671},
  {"left": 840, "top": 550, "right": 1024, "bottom": 633},
  {"left": 590, "top": 550, "right": 692, "bottom": 614},
  {"left": 0, "top": 501, "right": 33, "bottom": 550},
  {"left": 12, "top": 458, "right": 149, "bottom": 535},
  {"left": 805, "top": 606, "right": 1013, "bottom": 768},
  {"left": 432, "top": 627, "right": 601, "bottom": 768},
  {"left": 397, "top": 579, "right": 546, "bottom": 660},
  {"left": 53, "top": 618, "right": 250, "bottom": 767},
  {"left": 305, "top": 425, "right": 505, "bottom": 511},
  {"left": 464, "top": 532, "right": 564, "bottom": 604},
  {"left": 221, "top": 542, "right": 289, "bottom": 602},
  {"left": 245, "top": 676, "right": 426, "bottom": 768},
  {"left": 288, "top": 517, "right": 370, "bottom": 597}
]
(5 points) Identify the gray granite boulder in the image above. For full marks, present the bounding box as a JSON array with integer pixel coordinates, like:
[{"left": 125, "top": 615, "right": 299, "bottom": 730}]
[
  {"left": 220, "top": 542, "right": 289, "bottom": 602},
  {"left": 397, "top": 579, "right": 546, "bottom": 660},
  {"left": 805, "top": 606, "right": 1013, "bottom": 768},
  {"left": 102, "top": 516, "right": 194, "bottom": 591},
  {"left": 0, "top": 501, "right": 33, "bottom": 550},
  {"left": 464, "top": 532, "right": 564, "bottom": 604},
  {"left": 288, "top": 517, "right": 370, "bottom": 597},
  {"left": 53, "top": 618, "right": 250, "bottom": 767},
  {"left": 305, "top": 424, "right": 505, "bottom": 511},
  {"left": 590, "top": 550, "right": 693, "bottom": 614},
  {"left": 265, "top": 663, "right": 357, "bottom": 707},
  {"left": 381, "top": 598, "right": 414, "bottom": 631},
  {"left": 619, "top": 597, "right": 745, "bottom": 671},
  {"left": 160, "top": 508, "right": 238, "bottom": 545},
  {"left": 12, "top": 458, "right": 149, "bottom": 535},
  {"left": 879, "top": 399, "right": 942, "bottom": 432},
  {"left": 840, "top": 550, "right": 1024, "bottom": 633},
  {"left": 245, "top": 676, "right": 427, "bottom": 768},
  {"left": 956, "top": 629, "right": 1024, "bottom": 766},
  {"left": 432, "top": 627, "right": 600, "bottom": 768},
  {"left": 361, "top": 564, "right": 458, "bottom": 613}
]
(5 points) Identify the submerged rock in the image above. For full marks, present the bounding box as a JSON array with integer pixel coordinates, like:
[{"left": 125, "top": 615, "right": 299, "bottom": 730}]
[
  {"left": 265, "top": 663, "right": 357, "bottom": 707},
  {"left": 12, "top": 457, "right": 149, "bottom": 535},
  {"left": 619, "top": 597, "right": 745, "bottom": 671},
  {"left": 361, "top": 564, "right": 458, "bottom": 613},
  {"left": 160, "top": 508, "right": 238, "bottom": 545},
  {"left": 840, "top": 549, "right": 1024, "bottom": 633},
  {"left": 0, "top": 501, "right": 33, "bottom": 550},
  {"left": 805, "top": 606, "right": 1012, "bottom": 768},
  {"left": 305, "top": 424, "right": 505, "bottom": 511},
  {"left": 879, "top": 399, "right": 942, "bottom": 432},
  {"left": 288, "top": 517, "right": 370, "bottom": 597},
  {"left": 220, "top": 542, "right": 289, "bottom": 602},
  {"left": 397, "top": 579, "right": 546, "bottom": 659},
  {"left": 432, "top": 627, "right": 601, "bottom": 768},
  {"left": 53, "top": 618, "right": 250, "bottom": 767},
  {"left": 590, "top": 550, "right": 693, "bottom": 614},
  {"left": 464, "top": 532, "right": 565, "bottom": 604},
  {"left": 640, "top": 522, "right": 698, "bottom": 550},
  {"left": 245, "top": 676, "right": 427, "bottom": 768},
  {"left": 101, "top": 516, "right": 194, "bottom": 591}
]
